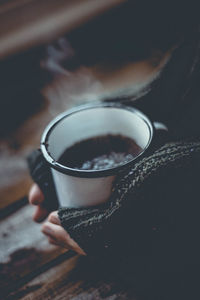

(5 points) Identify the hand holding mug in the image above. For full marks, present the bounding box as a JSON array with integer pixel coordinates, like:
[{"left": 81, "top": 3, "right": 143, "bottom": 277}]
[
  {"left": 29, "top": 102, "right": 167, "bottom": 254},
  {"left": 28, "top": 183, "right": 85, "bottom": 255}
]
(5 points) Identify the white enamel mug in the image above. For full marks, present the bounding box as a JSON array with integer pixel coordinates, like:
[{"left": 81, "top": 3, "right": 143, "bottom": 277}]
[{"left": 41, "top": 102, "right": 167, "bottom": 208}]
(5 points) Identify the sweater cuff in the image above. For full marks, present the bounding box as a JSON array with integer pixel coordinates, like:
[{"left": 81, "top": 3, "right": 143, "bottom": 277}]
[{"left": 58, "top": 205, "right": 113, "bottom": 254}]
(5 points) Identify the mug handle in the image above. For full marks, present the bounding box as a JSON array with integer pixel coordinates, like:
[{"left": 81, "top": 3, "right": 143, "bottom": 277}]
[
  {"left": 153, "top": 121, "right": 168, "bottom": 132},
  {"left": 152, "top": 121, "right": 169, "bottom": 150}
]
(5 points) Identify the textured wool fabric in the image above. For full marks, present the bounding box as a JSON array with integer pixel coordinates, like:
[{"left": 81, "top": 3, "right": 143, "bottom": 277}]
[
  {"left": 27, "top": 28, "right": 200, "bottom": 258},
  {"left": 57, "top": 31, "right": 200, "bottom": 255},
  {"left": 58, "top": 139, "right": 200, "bottom": 255}
]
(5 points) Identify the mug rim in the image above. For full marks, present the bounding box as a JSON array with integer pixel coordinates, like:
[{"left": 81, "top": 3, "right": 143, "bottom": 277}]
[{"left": 41, "top": 102, "right": 154, "bottom": 178}]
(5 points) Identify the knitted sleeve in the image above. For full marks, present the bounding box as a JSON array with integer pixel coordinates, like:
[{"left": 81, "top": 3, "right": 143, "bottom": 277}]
[
  {"left": 27, "top": 149, "right": 58, "bottom": 211},
  {"left": 58, "top": 139, "right": 200, "bottom": 255},
  {"left": 27, "top": 139, "right": 200, "bottom": 255}
]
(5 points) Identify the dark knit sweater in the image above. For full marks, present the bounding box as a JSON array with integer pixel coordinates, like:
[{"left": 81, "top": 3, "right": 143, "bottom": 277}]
[
  {"left": 28, "top": 30, "right": 200, "bottom": 262},
  {"left": 57, "top": 31, "right": 200, "bottom": 255},
  {"left": 58, "top": 139, "right": 200, "bottom": 256}
]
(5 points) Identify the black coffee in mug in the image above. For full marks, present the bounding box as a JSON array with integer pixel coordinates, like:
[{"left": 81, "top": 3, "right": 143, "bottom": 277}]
[{"left": 58, "top": 134, "right": 142, "bottom": 171}]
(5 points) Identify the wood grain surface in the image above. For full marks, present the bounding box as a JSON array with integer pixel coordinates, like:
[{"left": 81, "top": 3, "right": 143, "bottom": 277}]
[
  {"left": 9, "top": 255, "right": 138, "bottom": 300},
  {"left": 0, "top": 0, "right": 125, "bottom": 59},
  {"left": 0, "top": 204, "right": 68, "bottom": 297},
  {"left": 0, "top": 203, "right": 139, "bottom": 300}
]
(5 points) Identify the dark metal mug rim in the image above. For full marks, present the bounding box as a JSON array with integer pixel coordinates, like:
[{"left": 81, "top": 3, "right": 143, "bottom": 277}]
[{"left": 40, "top": 102, "right": 154, "bottom": 178}]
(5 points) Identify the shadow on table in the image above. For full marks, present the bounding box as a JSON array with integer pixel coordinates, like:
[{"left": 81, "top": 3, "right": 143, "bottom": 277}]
[{"left": 68, "top": 253, "right": 200, "bottom": 300}]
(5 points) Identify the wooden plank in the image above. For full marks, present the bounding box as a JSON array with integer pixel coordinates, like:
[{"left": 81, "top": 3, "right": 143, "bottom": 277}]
[
  {"left": 5, "top": 255, "right": 138, "bottom": 300},
  {"left": 0, "top": 195, "right": 137, "bottom": 300},
  {"left": 0, "top": 0, "right": 126, "bottom": 59},
  {"left": 0, "top": 104, "right": 51, "bottom": 210},
  {"left": 0, "top": 0, "right": 34, "bottom": 11},
  {"left": 0, "top": 204, "right": 67, "bottom": 296}
]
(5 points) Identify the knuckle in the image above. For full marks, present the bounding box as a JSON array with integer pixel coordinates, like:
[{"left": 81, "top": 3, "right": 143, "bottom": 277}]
[
  {"left": 48, "top": 211, "right": 57, "bottom": 222},
  {"left": 41, "top": 223, "right": 48, "bottom": 232},
  {"left": 48, "top": 238, "right": 57, "bottom": 245}
]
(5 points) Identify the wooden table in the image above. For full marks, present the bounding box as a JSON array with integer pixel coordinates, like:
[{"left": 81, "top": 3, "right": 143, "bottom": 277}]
[
  {"left": 0, "top": 0, "right": 125, "bottom": 59},
  {"left": 0, "top": 203, "right": 141, "bottom": 300}
]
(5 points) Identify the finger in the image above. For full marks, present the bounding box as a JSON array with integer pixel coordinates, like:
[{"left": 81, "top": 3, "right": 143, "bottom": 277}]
[
  {"left": 47, "top": 236, "right": 59, "bottom": 246},
  {"left": 42, "top": 222, "right": 71, "bottom": 249},
  {"left": 29, "top": 184, "right": 44, "bottom": 205},
  {"left": 47, "top": 211, "right": 61, "bottom": 225},
  {"left": 33, "top": 205, "right": 48, "bottom": 223},
  {"left": 41, "top": 222, "right": 86, "bottom": 255}
]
